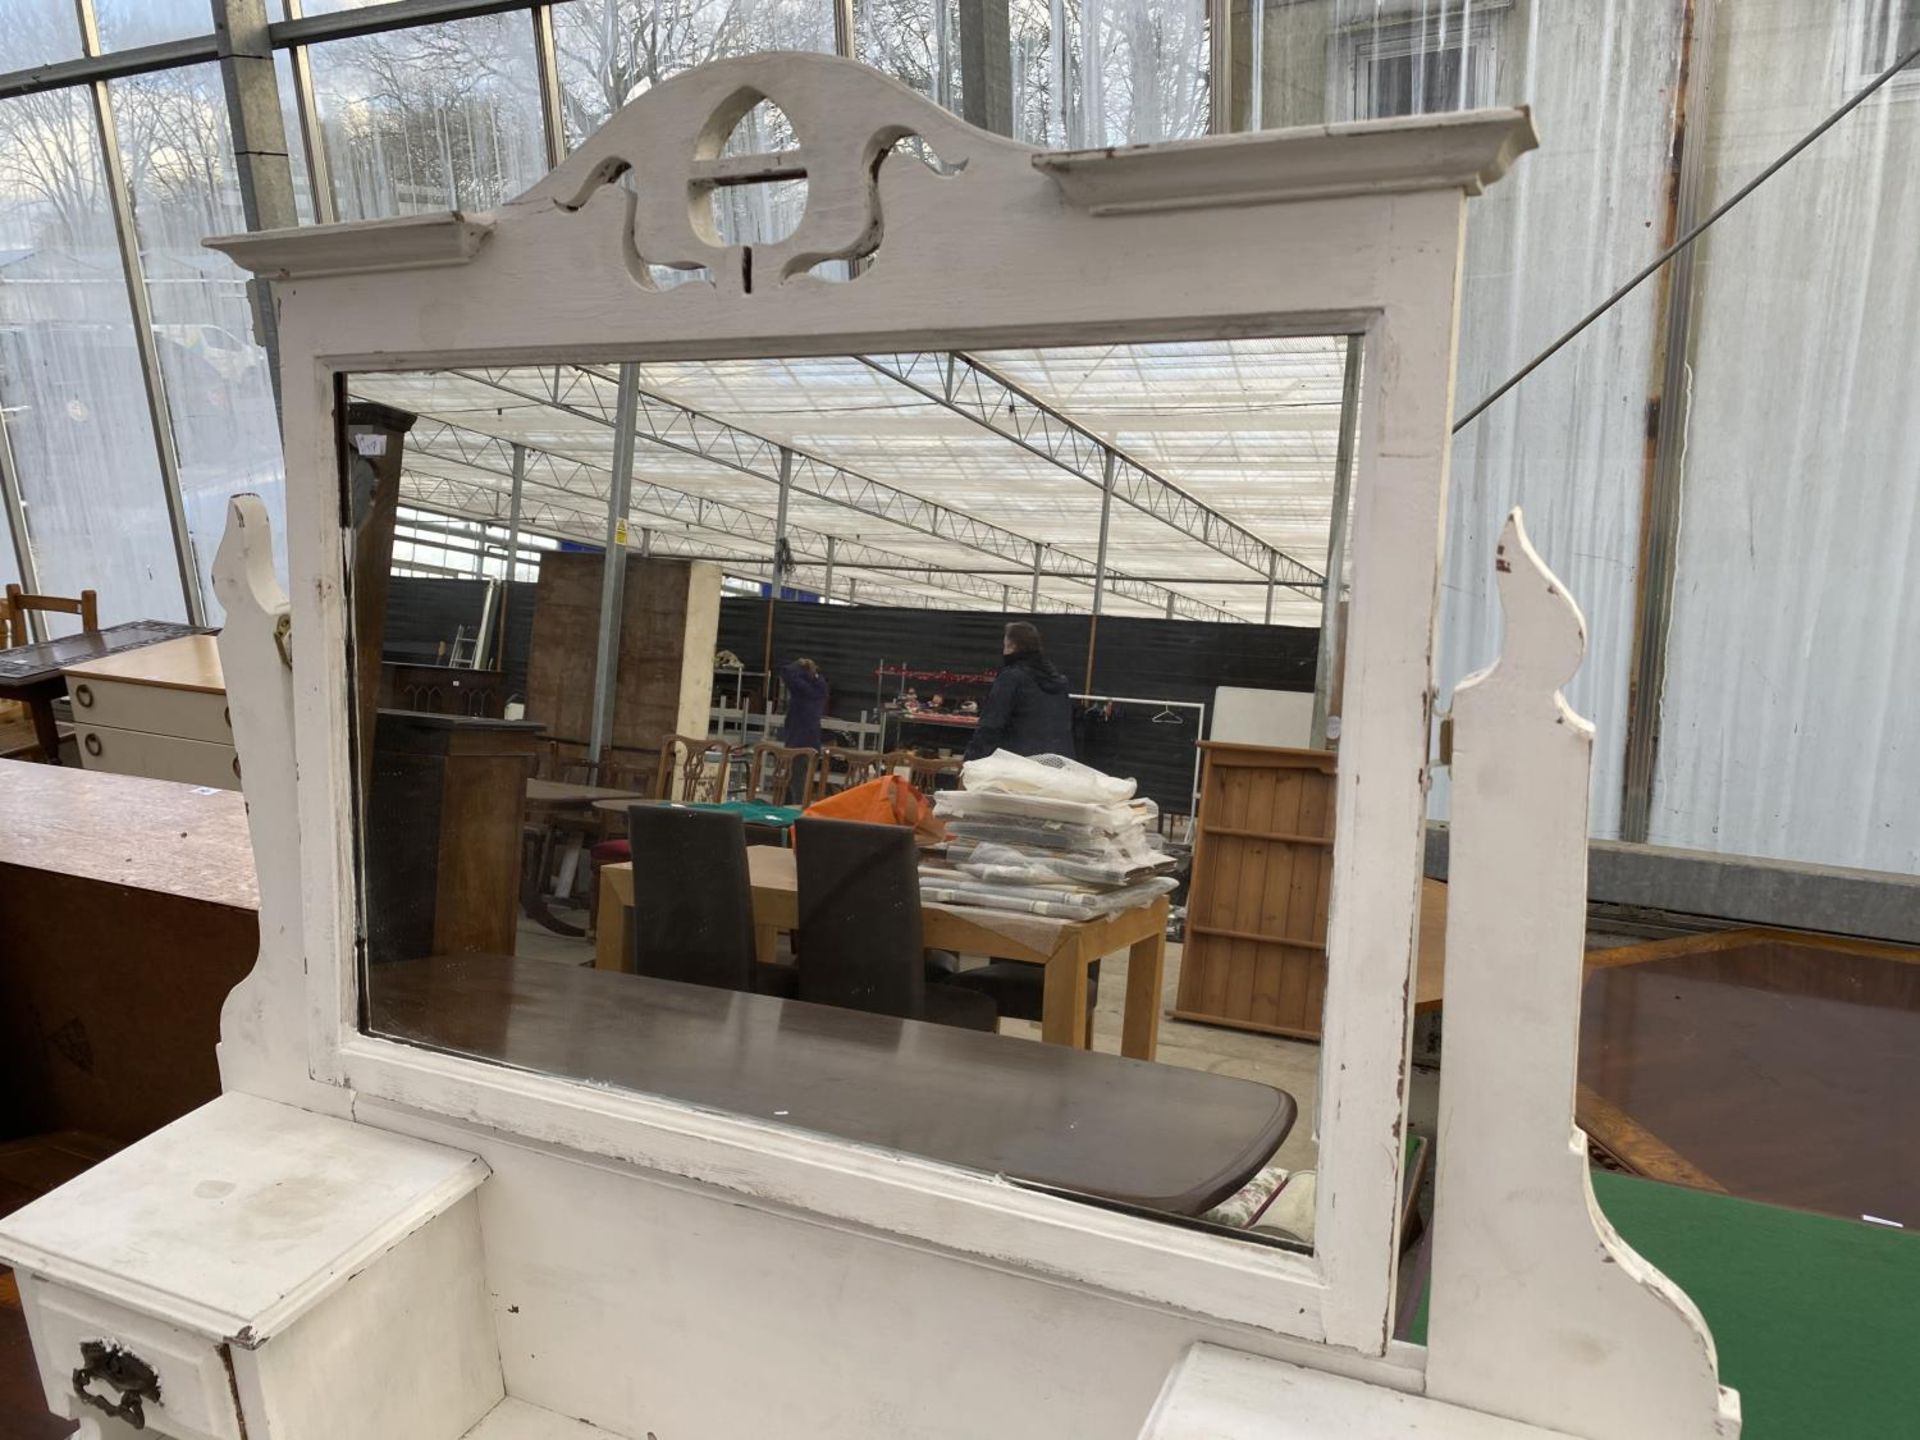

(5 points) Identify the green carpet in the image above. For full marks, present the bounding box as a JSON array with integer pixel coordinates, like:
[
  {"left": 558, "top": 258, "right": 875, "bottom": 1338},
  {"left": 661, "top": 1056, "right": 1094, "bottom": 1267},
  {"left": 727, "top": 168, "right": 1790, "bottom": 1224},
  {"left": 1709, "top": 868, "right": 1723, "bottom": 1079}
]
[{"left": 1410, "top": 1171, "right": 1920, "bottom": 1437}]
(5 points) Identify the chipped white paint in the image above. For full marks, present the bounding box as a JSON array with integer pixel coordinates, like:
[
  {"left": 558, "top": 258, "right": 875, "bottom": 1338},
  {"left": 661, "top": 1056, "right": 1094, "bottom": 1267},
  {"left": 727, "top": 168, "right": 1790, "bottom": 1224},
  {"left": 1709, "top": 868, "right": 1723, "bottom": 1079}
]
[
  {"left": 204, "top": 52, "right": 1538, "bottom": 1357},
  {"left": 0, "top": 51, "right": 1733, "bottom": 1440},
  {"left": 1424, "top": 512, "right": 1739, "bottom": 1438}
]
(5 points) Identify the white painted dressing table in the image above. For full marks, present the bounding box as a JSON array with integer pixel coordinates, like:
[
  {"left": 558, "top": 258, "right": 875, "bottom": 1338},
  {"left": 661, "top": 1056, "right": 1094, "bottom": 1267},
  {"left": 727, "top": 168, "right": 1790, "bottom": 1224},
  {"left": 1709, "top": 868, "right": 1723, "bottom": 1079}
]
[{"left": 0, "top": 52, "right": 1739, "bottom": 1440}]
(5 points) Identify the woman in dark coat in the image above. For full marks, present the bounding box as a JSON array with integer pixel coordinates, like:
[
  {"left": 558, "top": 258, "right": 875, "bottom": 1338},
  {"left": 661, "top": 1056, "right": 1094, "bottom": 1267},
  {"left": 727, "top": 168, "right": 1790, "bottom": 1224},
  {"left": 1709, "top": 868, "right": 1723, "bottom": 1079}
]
[{"left": 964, "top": 622, "right": 1074, "bottom": 761}]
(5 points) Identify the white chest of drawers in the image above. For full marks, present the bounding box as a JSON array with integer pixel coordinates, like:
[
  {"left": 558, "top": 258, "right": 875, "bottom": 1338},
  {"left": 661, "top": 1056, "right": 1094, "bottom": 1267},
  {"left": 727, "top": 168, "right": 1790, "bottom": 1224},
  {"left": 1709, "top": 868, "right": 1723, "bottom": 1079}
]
[{"left": 63, "top": 635, "right": 239, "bottom": 789}]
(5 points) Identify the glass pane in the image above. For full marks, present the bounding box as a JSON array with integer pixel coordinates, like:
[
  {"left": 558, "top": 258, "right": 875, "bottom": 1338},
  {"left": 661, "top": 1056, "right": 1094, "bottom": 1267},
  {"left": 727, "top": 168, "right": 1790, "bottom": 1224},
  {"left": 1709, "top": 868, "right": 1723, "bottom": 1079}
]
[
  {"left": 307, "top": 14, "right": 548, "bottom": 220},
  {"left": 349, "top": 338, "right": 1362, "bottom": 1244},
  {"left": 552, "top": 0, "right": 836, "bottom": 153},
  {"left": 1061, "top": 0, "right": 1209, "bottom": 146},
  {"left": 275, "top": 51, "right": 319, "bottom": 224},
  {"left": 92, "top": 0, "right": 218, "bottom": 51},
  {"left": 1253, "top": 0, "right": 1513, "bottom": 129},
  {"left": 0, "top": 0, "right": 81, "bottom": 73},
  {"left": 0, "top": 90, "right": 184, "bottom": 630},
  {"left": 109, "top": 63, "right": 288, "bottom": 618},
  {"left": 857, "top": 0, "right": 964, "bottom": 116}
]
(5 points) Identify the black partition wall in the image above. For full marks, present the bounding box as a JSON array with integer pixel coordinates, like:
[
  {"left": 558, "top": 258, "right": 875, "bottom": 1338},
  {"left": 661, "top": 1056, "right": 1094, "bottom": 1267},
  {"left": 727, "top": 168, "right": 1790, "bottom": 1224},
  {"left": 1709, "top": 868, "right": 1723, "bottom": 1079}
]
[{"left": 720, "top": 600, "right": 1318, "bottom": 813}]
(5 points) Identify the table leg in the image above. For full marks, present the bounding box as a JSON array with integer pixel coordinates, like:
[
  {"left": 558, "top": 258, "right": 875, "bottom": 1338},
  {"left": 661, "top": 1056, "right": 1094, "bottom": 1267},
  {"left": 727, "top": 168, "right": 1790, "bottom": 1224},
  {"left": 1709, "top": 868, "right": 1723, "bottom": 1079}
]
[
  {"left": 754, "top": 924, "right": 778, "bottom": 966},
  {"left": 1122, "top": 907, "right": 1168, "bottom": 1062},
  {"left": 522, "top": 829, "right": 586, "bottom": 938},
  {"left": 594, "top": 867, "right": 626, "bottom": 971},
  {"left": 1041, "top": 946, "right": 1092, "bottom": 1050},
  {"left": 28, "top": 699, "right": 62, "bottom": 765}
]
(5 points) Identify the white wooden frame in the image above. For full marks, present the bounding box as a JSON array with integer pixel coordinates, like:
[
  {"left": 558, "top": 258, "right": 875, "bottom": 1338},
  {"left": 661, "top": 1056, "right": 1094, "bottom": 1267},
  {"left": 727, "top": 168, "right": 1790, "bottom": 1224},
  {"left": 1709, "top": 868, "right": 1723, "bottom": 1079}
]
[{"left": 211, "top": 53, "right": 1537, "bottom": 1360}]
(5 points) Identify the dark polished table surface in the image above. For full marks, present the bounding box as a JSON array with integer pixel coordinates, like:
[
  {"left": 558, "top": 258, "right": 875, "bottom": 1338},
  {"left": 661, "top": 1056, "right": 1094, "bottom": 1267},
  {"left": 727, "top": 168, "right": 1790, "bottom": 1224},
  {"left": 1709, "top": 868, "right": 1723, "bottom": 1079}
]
[
  {"left": 369, "top": 953, "right": 1296, "bottom": 1216},
  {"left": 1578, "top": 928, "right": 1920, "bottom": 1227},
  {"left": 0, "top": 620, "right": 205, "bottom": 688}
]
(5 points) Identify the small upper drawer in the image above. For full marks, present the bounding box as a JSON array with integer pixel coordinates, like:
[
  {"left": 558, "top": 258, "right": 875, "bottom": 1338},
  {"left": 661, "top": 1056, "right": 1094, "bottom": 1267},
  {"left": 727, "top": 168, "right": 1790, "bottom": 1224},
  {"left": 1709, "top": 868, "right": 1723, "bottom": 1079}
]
[
  {"left": 21, "top": 1277, "right": 243, "bottom": 1440},
  {"left": 67, "top": 676, "right": 231, "bottom": 745}
]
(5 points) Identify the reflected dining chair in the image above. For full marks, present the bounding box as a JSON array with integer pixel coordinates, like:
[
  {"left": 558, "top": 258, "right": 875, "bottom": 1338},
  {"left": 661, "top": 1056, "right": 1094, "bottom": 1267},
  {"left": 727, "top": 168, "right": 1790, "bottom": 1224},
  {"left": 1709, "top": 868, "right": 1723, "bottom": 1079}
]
[
  {"left": 626, "top": 805, "right": 795, "bottom": 997},
  {"left": 793, "top": 817, "right": 997, "bottom": 1033},
  {"left": 654, "top": 734, "right": 733, "bottom": 803},
  {"left": 816, "top": 746, "right": 884, "bottom": 801},
  {"left": 746, "top": 742, "right": 818, "bottom": 807}
]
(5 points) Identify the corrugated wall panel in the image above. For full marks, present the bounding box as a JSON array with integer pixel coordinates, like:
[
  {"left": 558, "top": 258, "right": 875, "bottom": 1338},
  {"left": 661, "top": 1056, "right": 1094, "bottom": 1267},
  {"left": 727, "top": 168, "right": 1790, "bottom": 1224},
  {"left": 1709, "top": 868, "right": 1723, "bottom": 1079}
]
[
  {"left": 1650, "top": 0, "right": 1920, "bottom": 873},
  {"left": 1432, "top": 0, "right": 1686, "bottom": 839}
]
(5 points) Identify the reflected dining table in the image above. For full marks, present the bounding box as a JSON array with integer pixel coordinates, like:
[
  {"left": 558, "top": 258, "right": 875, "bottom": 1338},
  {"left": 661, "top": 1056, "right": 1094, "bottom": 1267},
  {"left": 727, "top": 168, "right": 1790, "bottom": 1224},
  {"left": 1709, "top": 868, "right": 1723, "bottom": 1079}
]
[{"left": 596, "top": 845, "right": 1171, "bottom": 1061}]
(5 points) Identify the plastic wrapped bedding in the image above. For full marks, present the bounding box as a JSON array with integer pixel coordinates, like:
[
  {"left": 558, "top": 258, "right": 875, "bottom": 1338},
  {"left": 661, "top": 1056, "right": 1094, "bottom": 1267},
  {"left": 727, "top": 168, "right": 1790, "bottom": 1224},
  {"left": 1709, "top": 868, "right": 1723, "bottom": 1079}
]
[
  {"left": 933, "top": 788, "right": 1158, "bottom": 831},
  {"left": 942, "top": 817, "right": 1160, "bottom": 862},
  {"left": 945, "top": 840, "right": 1177, "bottom": 888},
  {"left": 959, "top": 751, "right": 1135, "bottom": 804},
  {"left": 916, "top": 871, "right": 1178, "bottom": 919}
]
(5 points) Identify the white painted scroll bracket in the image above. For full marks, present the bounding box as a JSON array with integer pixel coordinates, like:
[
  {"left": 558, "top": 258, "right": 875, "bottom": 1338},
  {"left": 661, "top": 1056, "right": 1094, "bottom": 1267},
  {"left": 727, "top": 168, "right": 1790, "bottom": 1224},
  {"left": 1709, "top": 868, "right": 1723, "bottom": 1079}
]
[
  {"left": 213, "top": 496, "right": 351, "bottom": 1116},
  {"left": 1423, "top": 510, "right": 1740, "bottom": 1438}
]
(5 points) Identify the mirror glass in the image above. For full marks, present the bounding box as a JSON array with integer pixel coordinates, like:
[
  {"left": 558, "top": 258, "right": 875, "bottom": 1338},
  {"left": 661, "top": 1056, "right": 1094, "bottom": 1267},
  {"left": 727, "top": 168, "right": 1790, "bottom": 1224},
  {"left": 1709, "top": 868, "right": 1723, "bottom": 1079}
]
[{"left": 347, "top": 336, "right": 1368, "bottom": 1248}]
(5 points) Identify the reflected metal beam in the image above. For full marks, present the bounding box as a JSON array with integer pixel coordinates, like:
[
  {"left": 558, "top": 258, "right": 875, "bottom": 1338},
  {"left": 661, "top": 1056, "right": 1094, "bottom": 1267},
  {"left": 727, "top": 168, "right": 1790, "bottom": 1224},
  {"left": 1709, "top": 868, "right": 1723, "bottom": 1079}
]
[
  {"left": 394, "top": 410, "right": 1041, "bottom": 612},
  {"left": 0, "top": 410, "right": 42, "bottom": 639},
  {"left": 452, "top": 364, "right": 1240, "bottom": 621},
  {"left": 860, "top": 350, "right": 1325, "bottom": 598},
  {"left": 587, "top": 363, "right": 638, "bottom": 771}
]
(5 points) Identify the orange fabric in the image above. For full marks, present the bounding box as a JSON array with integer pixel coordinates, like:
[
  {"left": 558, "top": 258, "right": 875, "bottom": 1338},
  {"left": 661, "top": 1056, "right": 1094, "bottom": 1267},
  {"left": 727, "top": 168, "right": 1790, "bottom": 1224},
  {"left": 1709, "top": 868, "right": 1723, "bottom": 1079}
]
[{"left": 803, "top": 774, "right": 947, "bottom": 844}]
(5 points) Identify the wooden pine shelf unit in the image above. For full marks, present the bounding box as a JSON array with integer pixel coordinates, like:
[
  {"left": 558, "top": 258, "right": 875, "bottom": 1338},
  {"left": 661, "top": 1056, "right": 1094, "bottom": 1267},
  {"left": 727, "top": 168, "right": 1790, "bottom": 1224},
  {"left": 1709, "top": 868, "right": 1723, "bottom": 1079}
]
[{"left": 1173, "top": 742, "right": 1338, "bottom": 1040}]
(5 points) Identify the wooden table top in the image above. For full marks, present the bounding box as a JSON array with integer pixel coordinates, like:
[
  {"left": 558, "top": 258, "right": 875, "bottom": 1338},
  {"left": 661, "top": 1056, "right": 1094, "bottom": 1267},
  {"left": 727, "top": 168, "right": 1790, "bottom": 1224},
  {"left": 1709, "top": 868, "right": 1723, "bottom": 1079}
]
[
  {"left": 0, "top": 759, "right": 256, "bottom": 910},
  {"left": 1578, "top": 927, "right": 1920, "bottom": 1226},
  {"left": 368, "top": 953, "right": 1295, "bottom": 1216},
  {"left": 0, "top": 621, "right": 206, "bottom": 694},
  {"left": 60, "top": 633, "right": 225, "bottom": 693},
  {"left": 525, "top": 778, "right": 647, "bottom": 806}
]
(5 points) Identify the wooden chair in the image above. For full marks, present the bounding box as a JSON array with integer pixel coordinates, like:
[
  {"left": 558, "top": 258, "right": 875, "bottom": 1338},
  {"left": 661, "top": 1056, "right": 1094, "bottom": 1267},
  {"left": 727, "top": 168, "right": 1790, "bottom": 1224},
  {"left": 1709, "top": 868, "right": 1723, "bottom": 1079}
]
[
  {"left": 654, "top": 734, "right": 733, "bottom": 803},
  {"left": 746, "top": 743, "right": 818, "bottom": 807},
  {"left": 6, "top": 584, "right": 99, "bottom": 640},
  {"left": 885, "top": 749, "right": 963, "bottom": 793},
  {"left": 816, "top": 746, "right": 884, "bottom": 800}
]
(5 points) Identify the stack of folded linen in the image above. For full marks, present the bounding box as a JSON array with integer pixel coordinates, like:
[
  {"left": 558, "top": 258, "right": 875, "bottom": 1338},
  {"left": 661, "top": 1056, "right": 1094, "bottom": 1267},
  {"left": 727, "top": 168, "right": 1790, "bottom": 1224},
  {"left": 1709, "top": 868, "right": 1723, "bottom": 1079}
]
[{"left": 920, "top": 751, "right": 1179, "bottom": 919}]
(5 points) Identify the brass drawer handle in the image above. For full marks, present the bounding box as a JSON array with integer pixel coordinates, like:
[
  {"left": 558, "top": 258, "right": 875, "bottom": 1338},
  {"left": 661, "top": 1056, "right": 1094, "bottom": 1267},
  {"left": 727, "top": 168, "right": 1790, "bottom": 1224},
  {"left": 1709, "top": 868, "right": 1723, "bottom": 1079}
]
[
  {"left": 73, "top": 683, "right": 93, "bottom": 708},
  {"left": 83, "top": 733, "right": 102, "bottom": 757},
  {"left": 72, "top": 1340, "right": 160, "bottom": 1428}
]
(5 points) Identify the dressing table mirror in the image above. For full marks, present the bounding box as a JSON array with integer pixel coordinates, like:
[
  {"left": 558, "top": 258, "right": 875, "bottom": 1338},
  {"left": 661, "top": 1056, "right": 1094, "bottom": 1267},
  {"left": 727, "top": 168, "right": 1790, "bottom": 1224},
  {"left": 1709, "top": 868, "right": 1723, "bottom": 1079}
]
[{"left": 0, "top": 52, "right": 1737, "bottom": 1440}]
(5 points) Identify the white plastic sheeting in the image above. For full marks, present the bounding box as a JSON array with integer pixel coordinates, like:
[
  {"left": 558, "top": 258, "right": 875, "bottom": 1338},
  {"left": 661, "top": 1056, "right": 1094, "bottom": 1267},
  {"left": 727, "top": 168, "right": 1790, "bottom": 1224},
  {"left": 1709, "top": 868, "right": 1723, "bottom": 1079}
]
[
  {"left": 1431, "top": 0, "right": 1685, "bottom": 841},
  {"left": 1650, "top": 0, "right": 1920, "bottom": 873}
]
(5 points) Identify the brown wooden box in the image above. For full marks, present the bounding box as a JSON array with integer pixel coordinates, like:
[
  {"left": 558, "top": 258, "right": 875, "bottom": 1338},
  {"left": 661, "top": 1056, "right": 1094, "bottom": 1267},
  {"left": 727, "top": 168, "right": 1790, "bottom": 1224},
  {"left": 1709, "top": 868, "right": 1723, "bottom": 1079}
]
[{"left": 1173, "top": 742, "right": 1336, "bottom": 1040}]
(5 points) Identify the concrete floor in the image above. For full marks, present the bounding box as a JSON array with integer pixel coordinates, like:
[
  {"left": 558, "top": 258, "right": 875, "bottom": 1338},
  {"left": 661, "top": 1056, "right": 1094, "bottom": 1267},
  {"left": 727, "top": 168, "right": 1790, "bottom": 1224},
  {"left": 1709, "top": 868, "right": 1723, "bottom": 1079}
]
[{"left": 512, "top": 906, "right": 1436, "bottom": 1178}]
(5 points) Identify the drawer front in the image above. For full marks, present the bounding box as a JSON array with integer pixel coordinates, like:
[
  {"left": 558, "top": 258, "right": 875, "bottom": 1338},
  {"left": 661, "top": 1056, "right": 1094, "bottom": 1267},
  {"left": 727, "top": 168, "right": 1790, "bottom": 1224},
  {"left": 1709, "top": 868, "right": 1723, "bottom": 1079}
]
[
  {"left": 21, "top": 1278, "right": 243, "bottom": 1440},
  {"left": 75, "top": 725, "right": 242, "bottom": 790},
  {"left": 68, "top": 677, "right": 231, "bottom": 745}
]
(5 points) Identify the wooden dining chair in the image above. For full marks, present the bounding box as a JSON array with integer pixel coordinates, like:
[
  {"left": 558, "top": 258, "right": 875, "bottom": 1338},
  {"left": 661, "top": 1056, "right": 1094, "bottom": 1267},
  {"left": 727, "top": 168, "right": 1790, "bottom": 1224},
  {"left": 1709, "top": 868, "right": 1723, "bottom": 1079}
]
[
  {"left": 746, "top": 743, "right": 818, "bottom": 806},
  {"left": 885, "top": 750, "right": 963, "bottom": 793},
  {"left": 817, "top": 746, "right": 884, "bottom": 800},
  {"left": 6, "top": 584, "right": 99, "bottom": 640},
  {"left": 654, "top": 734, "right": 733, "bottom": 803}
]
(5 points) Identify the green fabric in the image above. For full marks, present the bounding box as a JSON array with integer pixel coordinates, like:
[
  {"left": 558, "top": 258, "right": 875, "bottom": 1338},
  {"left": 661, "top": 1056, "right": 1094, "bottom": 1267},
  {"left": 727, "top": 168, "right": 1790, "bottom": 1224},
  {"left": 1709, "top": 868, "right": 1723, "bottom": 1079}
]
[
  {"left": 686, "top": 800, "right": 802, "bottom": 829},
  {"left": 1409, "top": 1171, "right": 1920, "bottom": 1438}
]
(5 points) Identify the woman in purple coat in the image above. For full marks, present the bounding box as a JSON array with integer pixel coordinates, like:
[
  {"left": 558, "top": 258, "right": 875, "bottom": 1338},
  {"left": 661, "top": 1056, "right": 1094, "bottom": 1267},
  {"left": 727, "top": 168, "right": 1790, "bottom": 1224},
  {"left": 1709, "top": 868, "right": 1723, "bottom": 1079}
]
[{"left": 780, "top": 658, "right": 828, "bottom": 801}]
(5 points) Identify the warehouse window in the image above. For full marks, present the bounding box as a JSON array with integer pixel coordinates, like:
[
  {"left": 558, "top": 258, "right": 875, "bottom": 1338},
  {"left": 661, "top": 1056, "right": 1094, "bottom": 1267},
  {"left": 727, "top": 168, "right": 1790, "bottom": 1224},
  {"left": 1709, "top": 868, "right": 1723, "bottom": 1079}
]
[
  {"left": 1334, "top": 7, "right": 1504, "bottom": 122},
  {"left": 1858, "top": 0, "right": 1920, "bottom": 81}
]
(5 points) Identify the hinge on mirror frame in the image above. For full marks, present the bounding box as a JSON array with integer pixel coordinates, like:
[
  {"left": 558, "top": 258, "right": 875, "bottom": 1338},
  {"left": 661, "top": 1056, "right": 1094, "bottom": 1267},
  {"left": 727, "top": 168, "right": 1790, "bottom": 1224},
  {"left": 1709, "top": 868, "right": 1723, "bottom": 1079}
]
[
  {"left": 1437, "top": 712, "right": 1454, "bottom": 767},
  {"left": 273, "top": 609, "right": 293, "bottom": 669}
]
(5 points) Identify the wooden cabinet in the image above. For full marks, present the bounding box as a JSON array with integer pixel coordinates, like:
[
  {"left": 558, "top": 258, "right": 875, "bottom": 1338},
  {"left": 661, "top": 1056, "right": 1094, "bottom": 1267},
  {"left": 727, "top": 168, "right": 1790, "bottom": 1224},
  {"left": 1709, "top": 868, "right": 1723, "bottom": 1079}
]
[
  {"left": 63, "top": 635, "right": 239, "bottom": 789},
  {"left": 363, "top": 712, "right": 543, "bottom": 964},
  {"left": 1174, "top": 742, "right": 1336, "bottom": 1040}
]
